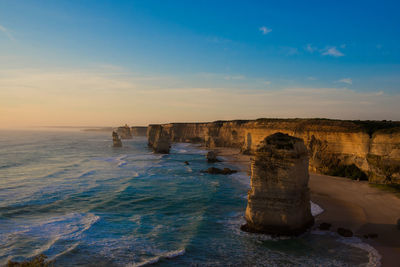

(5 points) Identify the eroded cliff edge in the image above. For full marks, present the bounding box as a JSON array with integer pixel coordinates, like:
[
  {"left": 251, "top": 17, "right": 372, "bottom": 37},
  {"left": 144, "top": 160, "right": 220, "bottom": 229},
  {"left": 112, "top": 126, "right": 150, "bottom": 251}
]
[{"left": 147, "top": 119, "right": 400, "bottom": 183}]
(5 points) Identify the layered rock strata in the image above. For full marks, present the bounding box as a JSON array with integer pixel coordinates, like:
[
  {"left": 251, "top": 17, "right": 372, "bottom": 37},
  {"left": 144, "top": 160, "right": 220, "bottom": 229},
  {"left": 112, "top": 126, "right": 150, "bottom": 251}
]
[
  {"left": 242, "top": 133, "right": 314, "bottom": 235},
  {"left": 147, "top": 119, "right": 400, "bottom": 183}
]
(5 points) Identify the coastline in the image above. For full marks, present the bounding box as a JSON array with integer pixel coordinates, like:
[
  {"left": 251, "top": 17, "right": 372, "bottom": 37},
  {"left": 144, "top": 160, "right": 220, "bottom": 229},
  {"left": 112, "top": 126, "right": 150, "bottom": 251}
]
[{"left": 212, "top": 146, "right": 400, "bottom": 267}]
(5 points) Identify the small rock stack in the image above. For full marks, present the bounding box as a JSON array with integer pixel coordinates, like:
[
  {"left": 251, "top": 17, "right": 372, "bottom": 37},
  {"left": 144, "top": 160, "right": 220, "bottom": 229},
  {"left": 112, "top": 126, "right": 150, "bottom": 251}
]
[
  {"left": 242, "top": 132, "right": 314, "bottom": 235},
  {"left": 112, "top": 131, "right": 122, "bottom": 147}
]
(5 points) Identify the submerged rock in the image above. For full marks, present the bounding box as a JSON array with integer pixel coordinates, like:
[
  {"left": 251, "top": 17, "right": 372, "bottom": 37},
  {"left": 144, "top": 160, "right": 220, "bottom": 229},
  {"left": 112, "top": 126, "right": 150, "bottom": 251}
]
[
  {"left": 242, "top": 132, "right": 314, "bottom": 235},
  {"left": 184, "top": 161, "right": 190, "bottom": 165},
  {"left": 201, "top": 167, "right": 237, "bottom": 175},
  {"left": 206, "top": 151, "right": 220, "bottom": 163},
  {"left": 337, "top": 228, "right": 353, "bottom": 237},
  {"left": 112, "top": 131, "right": 122, "bottom": 147}
]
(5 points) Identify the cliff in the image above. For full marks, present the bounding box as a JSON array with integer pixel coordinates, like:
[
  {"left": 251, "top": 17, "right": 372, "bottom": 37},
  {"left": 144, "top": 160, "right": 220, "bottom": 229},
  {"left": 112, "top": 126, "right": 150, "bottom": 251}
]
[
  {"left": 243, "top": 133, "right": 314, "bottom": 235},
  {"left": 147, "top": 119, "right": 400, "bottom": 184},
  {"left": 131, "top": 126, "right": 147, "bottom": 136}
]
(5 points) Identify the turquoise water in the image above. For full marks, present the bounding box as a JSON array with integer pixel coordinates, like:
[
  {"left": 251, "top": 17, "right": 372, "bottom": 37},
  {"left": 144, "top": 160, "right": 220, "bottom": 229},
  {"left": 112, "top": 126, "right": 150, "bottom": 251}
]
[{"left": 0, "top": 130, "right": 375, "bottom": 266}]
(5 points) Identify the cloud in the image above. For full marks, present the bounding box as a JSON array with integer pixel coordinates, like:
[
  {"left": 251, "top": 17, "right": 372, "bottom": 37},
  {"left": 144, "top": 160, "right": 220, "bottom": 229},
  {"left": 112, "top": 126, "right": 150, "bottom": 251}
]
[
  {"left": 336, "top": 78, "right": 352, "bottom": 85},
  {"left": 264, "top": 81, "right": 271, "bottom": 85},
  {"left": 0, "top": 67, "right": 398, "bottom": 128},
  {"left": 259, "top": 26, "right": 272, "bottom": 35},
  {"left": 305, "top": 44, "right": 317, "bottom": 53},
  {"left": 224, "top": 75, "right": 245, "bottom": 80},
  {"left": 321, "top": 46, "right": 344, "bottom": 57},
  {"left": 307, "top": 77, "right": 317, "bottom": 81},
  {"left": 0, "top": 24, "right": 15, "bottom": 41}
]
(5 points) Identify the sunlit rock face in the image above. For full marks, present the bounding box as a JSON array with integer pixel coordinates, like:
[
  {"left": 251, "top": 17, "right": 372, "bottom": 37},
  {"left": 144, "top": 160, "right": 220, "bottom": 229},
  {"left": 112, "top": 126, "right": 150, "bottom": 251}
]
[
  {"left": 146, "top": 119, "right": 400, "bottom": 183},
  {"left": 242, "top": 132, "right": 314, "bottom": 235},
  {"left": 112, "top": 131, "right": 122, "bottom": 147}
]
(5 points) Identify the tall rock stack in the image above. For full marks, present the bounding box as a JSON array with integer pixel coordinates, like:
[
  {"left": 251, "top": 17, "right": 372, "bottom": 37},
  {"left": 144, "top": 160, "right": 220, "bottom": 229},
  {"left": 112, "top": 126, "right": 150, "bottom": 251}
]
[
  {"left": 117, "top": 124, "right": 133, "bottom": 139},
  {"left": 148, "top": 125, "right": 171, "bottom": 154},
  {"left": 242, "top": 132, "right": 314, "bottom": 235},
  {"left": 112, "top": 131, "right": 122, "bottom": 147}
]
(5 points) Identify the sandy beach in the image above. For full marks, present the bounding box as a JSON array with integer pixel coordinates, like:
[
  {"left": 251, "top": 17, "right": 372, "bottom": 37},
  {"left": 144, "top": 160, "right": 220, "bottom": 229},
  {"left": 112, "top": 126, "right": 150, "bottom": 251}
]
[{"left": 215, "top": 147, "right": 400, "bottom": 267}]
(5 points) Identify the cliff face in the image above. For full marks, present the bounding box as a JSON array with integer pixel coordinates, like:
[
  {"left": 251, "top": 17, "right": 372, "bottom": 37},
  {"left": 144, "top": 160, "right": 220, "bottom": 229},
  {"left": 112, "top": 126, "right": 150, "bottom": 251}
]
[
  {"left": 243, "top": 133, "right": 314, "bottom": 235},
  {"left": 131, "top": 126, "right": 147, "bottom": 136},
  {"left": 147, "top": 119, "right": 400, "bottom": 183}
]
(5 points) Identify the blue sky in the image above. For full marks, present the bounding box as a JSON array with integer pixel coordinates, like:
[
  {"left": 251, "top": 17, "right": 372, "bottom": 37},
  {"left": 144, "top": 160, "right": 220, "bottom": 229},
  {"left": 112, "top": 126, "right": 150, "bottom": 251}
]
[{"left": 0, "top": 1, "right": 399, "bottom": 127}]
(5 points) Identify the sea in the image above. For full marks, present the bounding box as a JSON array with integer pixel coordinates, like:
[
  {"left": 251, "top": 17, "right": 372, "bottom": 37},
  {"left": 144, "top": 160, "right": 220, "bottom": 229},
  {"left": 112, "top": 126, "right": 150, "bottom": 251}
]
[{"left": 0, "top": 130, "right": 381, "bottom": 266}]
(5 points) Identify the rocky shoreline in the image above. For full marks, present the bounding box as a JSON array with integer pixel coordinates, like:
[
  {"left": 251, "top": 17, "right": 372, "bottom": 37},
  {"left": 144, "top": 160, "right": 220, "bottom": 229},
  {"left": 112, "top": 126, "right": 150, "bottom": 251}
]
[
  {"left": 213, "top": 146, "right": 400, "bottom": 267},
  {"left": 147, "top": 118, "right": 400, "bottom": 184}
]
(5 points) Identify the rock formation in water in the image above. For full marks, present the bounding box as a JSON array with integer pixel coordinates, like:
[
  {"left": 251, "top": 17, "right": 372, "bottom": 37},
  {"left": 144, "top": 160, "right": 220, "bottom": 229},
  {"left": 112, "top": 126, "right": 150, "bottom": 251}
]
[
  {"left": 147, "top": 125, "right": 171, "bottom": 153},
  {"left": 117, "top": 124, "right": 133, "bottom": 139},
  {"left": 241, "top": 132, "right": 314, "bottom": 235},
  {"left": 146, "top": 119, "right": 400, "bottom": 184},
  {"left": 112, "top": 131, "right": 122, "bottom": 147},
  {"left": 206, "top": 151, "right": 220, "bottom": 163}
]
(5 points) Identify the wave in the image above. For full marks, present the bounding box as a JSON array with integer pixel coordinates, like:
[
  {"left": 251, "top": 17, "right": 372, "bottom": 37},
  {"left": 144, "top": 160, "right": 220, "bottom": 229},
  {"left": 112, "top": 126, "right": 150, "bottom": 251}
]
[
  {"left": 129, "top": 248, "right": 186, "bottom": 267},
  {"left": 311, "top": 230, "right": 381, "bottom": 267},
  {"left": 77, "top": 170, "right": 96, "bottom": 178},
  {"left": 48, "top": 242, "right": 80, "bottom": 261},
  {"left": 1, "top": 213, "right": 100, "bottom": 265},
  {"left": 338, "top": 236, "right": 381, "bottom": 267}
]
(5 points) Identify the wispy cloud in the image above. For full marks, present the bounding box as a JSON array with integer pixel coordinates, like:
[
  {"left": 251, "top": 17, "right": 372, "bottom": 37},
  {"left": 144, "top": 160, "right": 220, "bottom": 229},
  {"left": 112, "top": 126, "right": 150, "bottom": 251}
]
[
  {"left": 224, "top": 75, "right": 245, "bottom": 80},
  {"left": 321, "top": 46, "right": 344, "bottom": 57},
  {"left": 259, "top": 26, "right": 272, "bottom": 35},
  {"left": 0, "top": 24, "right": 15, "bottom": 41},
  {"left": 307, "top": 76, "right": 317, "bottom": 81},
  {"left": 264, "top": 81, "right": 271, "bottom": 85},
  {"left": 0, "top": 68, "right": 399, "bottom": 127},
  {"left": 336, "top": 78, "right": 352, "bottom": 85},
  {"left": 305, "top": 44, "right": 317, "bottom": 53}
]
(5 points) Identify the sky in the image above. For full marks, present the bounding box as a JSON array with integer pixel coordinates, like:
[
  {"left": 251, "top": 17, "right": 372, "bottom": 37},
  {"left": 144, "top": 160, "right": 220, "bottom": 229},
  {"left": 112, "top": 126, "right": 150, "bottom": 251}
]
[{"left": 0, "top": 0, "right": 399, "bottom": 128}]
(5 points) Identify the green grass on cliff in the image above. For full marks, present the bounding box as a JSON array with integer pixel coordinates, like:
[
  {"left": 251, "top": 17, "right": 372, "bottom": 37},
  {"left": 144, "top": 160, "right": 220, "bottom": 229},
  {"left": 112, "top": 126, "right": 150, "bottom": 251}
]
[{"left": 369, "top": 184, "right": 400, "bottom": 199}]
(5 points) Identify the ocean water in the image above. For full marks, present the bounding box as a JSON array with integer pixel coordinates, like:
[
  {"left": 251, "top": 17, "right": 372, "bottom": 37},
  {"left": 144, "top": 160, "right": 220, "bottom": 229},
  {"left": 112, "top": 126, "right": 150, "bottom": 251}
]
[{"left": 0, "top": 130, "right": 379, "bottom": 266}]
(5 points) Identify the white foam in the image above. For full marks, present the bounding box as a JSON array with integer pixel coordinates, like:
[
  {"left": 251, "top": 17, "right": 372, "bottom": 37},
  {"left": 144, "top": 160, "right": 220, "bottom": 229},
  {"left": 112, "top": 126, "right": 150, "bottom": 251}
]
[
  {"left": 129, "top": 248, "right": 185, "bottom": 267},
  {"left": 310, "top": 230, "right": 382, "bottom": 267},
  {"left": 310, "top": 201, "right": 324, "bottom": 216},
  {"left": 3, "top": 212, "right": 100, "bottom": 263},
  {"left": 49, "top": 242, "right": 80, "bottom": 261},
  {"left": 338, "top": 237, "right": 381, "bottom": 267}
]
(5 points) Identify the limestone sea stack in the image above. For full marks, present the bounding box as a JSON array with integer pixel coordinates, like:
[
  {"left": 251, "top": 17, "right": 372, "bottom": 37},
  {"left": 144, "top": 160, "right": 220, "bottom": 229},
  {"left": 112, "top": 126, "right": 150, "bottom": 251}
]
[
  {"left": 117, "top": 124, "right": 133, "bottom": 139},
  {"left": 149, "top": 126, "right": 171, "bottom": 154},
  {"left": 112, "top": 131, "right": 122, "bottom": 147},
  {"left": 242, "top": 132, "right": 314, "bottom": 235}
]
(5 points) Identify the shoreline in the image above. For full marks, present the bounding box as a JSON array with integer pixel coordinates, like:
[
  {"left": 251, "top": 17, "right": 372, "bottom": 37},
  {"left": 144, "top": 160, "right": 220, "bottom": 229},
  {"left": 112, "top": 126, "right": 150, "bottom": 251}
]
[{"left": 211, "top": 146, "right": 400, "bottom": 267}]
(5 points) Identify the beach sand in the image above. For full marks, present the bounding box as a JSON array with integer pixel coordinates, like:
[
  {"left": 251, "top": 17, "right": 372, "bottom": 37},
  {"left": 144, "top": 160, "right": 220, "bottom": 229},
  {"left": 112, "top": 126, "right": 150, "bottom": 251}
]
[{"left": 214, "top": 147, "right": 400, "bottom": 267}]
